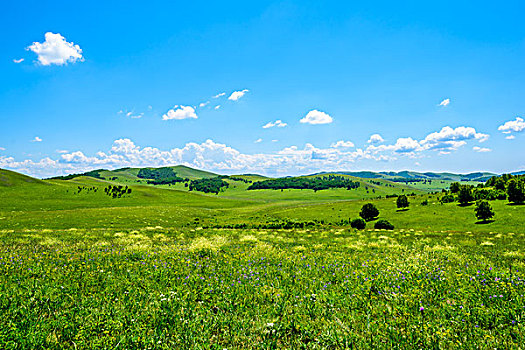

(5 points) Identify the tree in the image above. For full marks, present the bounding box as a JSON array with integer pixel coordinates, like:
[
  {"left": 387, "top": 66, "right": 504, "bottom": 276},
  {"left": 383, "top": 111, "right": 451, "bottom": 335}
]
[
  {"left": 457, "top": 185, "right": 474, "bottom": 206},
  {"left": 450, "top": 182, "right": 461, "bottom": 193},
  {"left": 374, "top": 219, "right": 394, "bottom": 230},
  {"left": 440, "top": 194, "right": 455, "bottom": 203},
  {"left": 475, "top": 200, "right": 494, "bottom": 222},
  {"left": 359, "top": 203, "right": 379, "bottom": 221},
  {"left": 350, "top": 218, "right": 366, "bottom": 230},
  {"left": 507, "top": 179, "right": 525, "bottom": 204},
  {"left": 396, "top": 195, "right": 409, "bottom": 209},
  {"left": 494, "top": 177, "right": 506, "bottom": 191}
]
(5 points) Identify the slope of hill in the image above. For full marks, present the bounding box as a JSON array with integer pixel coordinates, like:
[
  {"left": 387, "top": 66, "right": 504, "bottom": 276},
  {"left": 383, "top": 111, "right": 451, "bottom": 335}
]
[
  {"left": 316, "top": 170, "right": 496, "bottom": 182},
  {"left": 48, "top": 165, "right": 218, "bottom": 183},
  {"left": 0, "top": 169, "right": 48, "bottom": 187}
]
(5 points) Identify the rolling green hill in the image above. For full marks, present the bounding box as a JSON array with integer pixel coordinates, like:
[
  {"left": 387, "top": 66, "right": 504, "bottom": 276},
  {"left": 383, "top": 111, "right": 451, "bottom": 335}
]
[
  {"left": 319, "top": 170, "right": 496, "bottom": 182},
  {"left": 0, "top": 168, "right": 49, "bottom": 187},
  {"left": 1, "top": 167, "right": 523, "bottom": 233}
]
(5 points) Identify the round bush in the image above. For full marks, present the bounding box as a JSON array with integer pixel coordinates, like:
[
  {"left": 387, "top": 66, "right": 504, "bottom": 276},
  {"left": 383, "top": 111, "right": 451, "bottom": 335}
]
[
  {"left": 350, "top": 218, "right": 366, "bottom": 230},
  {"left": 374, "top": 219, "right": 394, "bottom": 230},
  {"left": 359, "top": 203, "right": 379, "bottom": 221}
]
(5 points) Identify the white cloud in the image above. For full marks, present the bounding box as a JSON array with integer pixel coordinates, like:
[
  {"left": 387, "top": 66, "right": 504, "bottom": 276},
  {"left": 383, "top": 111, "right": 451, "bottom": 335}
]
[
  {"left": 331, "top": 140, "right": 355, "bottom": 148},
  {"left": 272, "top": 139, "right": 279, "bottom": 142},
  {"left": 13, "top": 58, "right": 24, "bottom": 64},
  {"left": 506, "top": 135, "right": 516, "bottom": 140},
  {"left": 121, "top": 110, "right": 143, "bottom": 119},
  {"left": 498, "top": 117, "right": 525, "bottom": 133},
  {"left": 56, "top": 149, "right": 69, "bottom": 154},
  {"left": 473, "top": 146, "right": 491, "bottom": 153},
  {"left": 0, "top": 125, "right": 493, "bottom": 178},
  {"left": 300, "top": 110, "right": 333, "bottom": 125},
  {"left": 262, "top": 120, "right": 287, "bottom": 129},
  {"left": 199, "top": 101, "right": 209, "bottom": 108},
  {"left": 254, "top": 138, "right": 263, "bottom": 143},
  {"left": 439, "top": 98, "right": 450, "bottom": 107},
  {"left": 214, "top": 105, "right": 221, "bottom": 110},
  {"left": 367, "top": 134, "right": 384, "bottom": 144},
  {"left": 213, "top": 92, "right": 226, "bottom": 98},
  {"left": 162, "top": 105, "right": 198, "bottom": 120},
  {"left": 31, "top": 137, "right": 42, "bottom": 142},
  {"left": 0, "top": 147, "right": 5, "bottom": 151},
  {"left": 26, "top": 32, "right": 83, "bottom": 66},
  {"left": 420, "top": 126, "right": 489, "bottom": 151},
  {"left": 228, "top": 89, "right": 249, "bottom": 101},
  {"left": 392, "top": 137, "right": 421, "bottom": 153}
]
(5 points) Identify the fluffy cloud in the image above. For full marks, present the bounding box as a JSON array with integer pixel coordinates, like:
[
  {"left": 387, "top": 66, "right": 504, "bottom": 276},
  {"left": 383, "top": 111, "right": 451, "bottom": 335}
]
[
  {"left": 26, "top": 32, "right": 83, "bottom": 66},
  {"left": 162, "top": 105, "right": 197, "bottom": 120},
  {"left": 0, "top": 138, "right": 386, "bottom": 178},
  {"left": 262, "top": 120, "right": 287, "bottom": 129},
  {"left": 300, "top": 110, "right": 333, "bottom": 125},
  {"left": 439, "top": 98, "right": 450, "bottom": 107},
  {"left": 367, "top": 134, "right": 384, "bottom": 144},
  {"left": 498, "top": 117, "right": 525, "bottom": 134},
  {"left": 0, "top": 125, "right": 491, "bottom": 178},
  {"left": 228, "top": 89, "right": 249, "bottom": 101},
  {"left": 420, "top": 126, "right": 489, "bottom": 151},
  {"left": 506, "top": 135, "right": 516, "bottom": 140},
  {"left": 331, "top": 140, "right": 355, "bottom": 148},
  {"left": 31, "top": 137, "right": 42, "bottom": 142},
  {"left": 473, "top": 146, "right": 491, "bottom": 153},
  {"left": 366, "top": 126, "right": 489, "bottom": 156}
]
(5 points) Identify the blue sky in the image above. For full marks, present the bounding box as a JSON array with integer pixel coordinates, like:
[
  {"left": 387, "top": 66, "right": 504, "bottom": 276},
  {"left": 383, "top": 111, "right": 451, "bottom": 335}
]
[{"left": 1, "top": 1, "right": 525, "bottom": 177}]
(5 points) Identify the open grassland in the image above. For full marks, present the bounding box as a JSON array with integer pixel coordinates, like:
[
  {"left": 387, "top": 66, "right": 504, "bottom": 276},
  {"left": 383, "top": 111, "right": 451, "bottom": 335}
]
[
  {"left": 1, "top": 168, "right": 524, "bottom": 348},
  {"left": 1, "top": 227, "right": 525, "bottom": 349}
]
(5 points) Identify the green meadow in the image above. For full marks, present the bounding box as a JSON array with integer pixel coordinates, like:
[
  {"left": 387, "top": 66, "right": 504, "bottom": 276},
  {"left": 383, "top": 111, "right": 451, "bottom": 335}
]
[{"left": 1, "top": 167, "right": 525, "bottom": 349}]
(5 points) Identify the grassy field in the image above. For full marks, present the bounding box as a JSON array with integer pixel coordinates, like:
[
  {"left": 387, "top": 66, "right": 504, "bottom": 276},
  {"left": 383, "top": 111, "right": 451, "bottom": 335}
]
[
  {"left": 1, "top": 168, "right": 524, "bottom": 348},
  {"left": 1, "top": 227, "right": 525, "bottom": 348}
]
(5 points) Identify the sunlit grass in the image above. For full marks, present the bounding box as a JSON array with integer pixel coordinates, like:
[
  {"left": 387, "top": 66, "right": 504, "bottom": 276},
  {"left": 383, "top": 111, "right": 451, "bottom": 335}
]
[{"left": 1, "top": 227, "right": 525, "bottom": 348}]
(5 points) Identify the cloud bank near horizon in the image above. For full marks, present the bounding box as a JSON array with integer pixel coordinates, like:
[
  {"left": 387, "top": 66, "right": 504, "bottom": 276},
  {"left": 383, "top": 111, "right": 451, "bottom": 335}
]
[{"left": 0, "top": 125, "right": 493, "bottom": 178}]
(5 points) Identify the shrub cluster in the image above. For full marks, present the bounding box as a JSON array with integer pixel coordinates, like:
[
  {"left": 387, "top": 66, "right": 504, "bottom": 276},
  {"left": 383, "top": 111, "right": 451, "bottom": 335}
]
[{"left": 104, "top": 185, "right": 131, "bottom": 198}]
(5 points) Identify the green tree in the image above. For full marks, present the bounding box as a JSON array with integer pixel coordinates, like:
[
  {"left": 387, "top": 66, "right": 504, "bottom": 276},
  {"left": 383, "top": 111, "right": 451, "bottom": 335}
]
[
  {"left": 507, "top": 179, "right": 525, "bottom": 204},
  {"left": 494, "top": 177, "right": 506, "bottom": 191},
  {"left": 450, "top": 182, "right": 461, "bottom": 193},
  {"left": 475, "top": 200, "right": 495, "bottom": 222},
  {"left": 359, "top": 203, "right": 379, "bottom": 221},
  {"left": 457, "top": 185, "right": 474, "bottom": 206},
  {"left": 396, "top": 195, "right": 409, "bottom": 209},
  {"left": 374, "top": 219, "right": 394, "bottom": 230},
  {"left": 350, "top": 218, "right": 366, "bottom": 230}
]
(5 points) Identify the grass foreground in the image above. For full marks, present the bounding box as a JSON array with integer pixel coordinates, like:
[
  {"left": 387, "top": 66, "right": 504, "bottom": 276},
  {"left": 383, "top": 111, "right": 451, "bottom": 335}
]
[{"left": 1, "top": 226, "right": 525, "bottom": 349}]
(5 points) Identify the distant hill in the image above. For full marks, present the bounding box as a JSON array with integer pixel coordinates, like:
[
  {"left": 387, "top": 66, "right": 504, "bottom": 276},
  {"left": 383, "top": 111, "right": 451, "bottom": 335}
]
[
  {"left": 312, "top": 170, "right": 497, "bottom": 182},
  {"left": 48, "top": 165, "right": 218, "bottom": 182},
  {"left": 0, "top": 169, "right": 48, "bottom": 187}
]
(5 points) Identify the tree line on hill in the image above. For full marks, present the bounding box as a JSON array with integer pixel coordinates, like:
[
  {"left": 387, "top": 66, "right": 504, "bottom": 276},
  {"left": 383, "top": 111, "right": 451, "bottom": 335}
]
[
  {"left": 137, "top": 168, "right": 188, "bottom": 185},
  {"left": 443, "top": 174, "right": 525, "bottom": 205},
  {"left": 188, "top": 178, "right": 229, "bottom": 194},
  {"left": 247, "top": 175, "right": 361, "bottom": 192}
]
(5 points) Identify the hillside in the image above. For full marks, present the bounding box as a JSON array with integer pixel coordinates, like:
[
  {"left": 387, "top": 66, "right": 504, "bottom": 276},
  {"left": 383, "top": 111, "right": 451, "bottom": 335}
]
[
  {"left": 316, "top": 170, "right": 496, "bottom": 182},
  {"left": 0, "top": 168, "right": 48, "bottom": 187}
]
